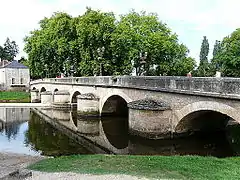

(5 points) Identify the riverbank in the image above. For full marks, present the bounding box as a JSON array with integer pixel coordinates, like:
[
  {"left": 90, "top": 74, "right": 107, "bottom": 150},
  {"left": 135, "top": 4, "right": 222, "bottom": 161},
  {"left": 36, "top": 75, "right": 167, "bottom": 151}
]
[
  {"left": 28, "top": 154, "right": 240, "bottom": 179},
  {"left": 0, "top": 152, "right": 43, "bottom": 179},
  {"left": 0, "top": 91, "right": 30, "bottom": 103}
]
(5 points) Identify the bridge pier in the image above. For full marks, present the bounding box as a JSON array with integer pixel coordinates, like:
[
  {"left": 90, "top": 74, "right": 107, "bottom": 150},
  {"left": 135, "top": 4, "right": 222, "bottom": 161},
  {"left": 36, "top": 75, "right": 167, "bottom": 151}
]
[
  {"left": 52, "top": 91, "right": 71, "bottom": 108},
  {"left": 30, "top": 89, "right": 40, "bottom": 103},
  {"left": 77, "top": 93, "right": 100, "bottom": 116},
  {"left": 128, "top": 99, "right": 172, "bottom": 139},
  {"left": 41, "top": 91, "right": 52, "bottom": 104}
]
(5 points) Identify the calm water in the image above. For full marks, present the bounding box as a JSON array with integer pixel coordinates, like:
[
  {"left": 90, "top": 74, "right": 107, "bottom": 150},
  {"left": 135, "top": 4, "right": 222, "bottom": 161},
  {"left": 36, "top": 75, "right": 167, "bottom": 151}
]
[{"left": 0, "top": 107, "right": 239, "bottom": 157}]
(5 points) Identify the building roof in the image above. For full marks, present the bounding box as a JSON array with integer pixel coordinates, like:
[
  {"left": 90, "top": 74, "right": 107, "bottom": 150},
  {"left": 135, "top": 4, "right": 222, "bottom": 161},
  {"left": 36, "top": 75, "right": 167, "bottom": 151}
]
[{"left": 0, "top": 60, "right": 28, "bottom": 69}]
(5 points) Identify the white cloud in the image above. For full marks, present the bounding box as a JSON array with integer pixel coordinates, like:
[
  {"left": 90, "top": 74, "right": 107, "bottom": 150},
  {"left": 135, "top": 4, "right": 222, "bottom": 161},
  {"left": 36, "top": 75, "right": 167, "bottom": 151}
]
[{"left": 0, "top": 0, "right": 240, "bottom": 61}]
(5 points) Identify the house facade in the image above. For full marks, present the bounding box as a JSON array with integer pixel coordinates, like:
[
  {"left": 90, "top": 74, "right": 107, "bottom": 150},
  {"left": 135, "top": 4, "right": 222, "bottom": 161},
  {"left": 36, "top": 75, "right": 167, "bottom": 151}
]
[{"left": 0, "top": 60, "right": 30, "bottom": 90}]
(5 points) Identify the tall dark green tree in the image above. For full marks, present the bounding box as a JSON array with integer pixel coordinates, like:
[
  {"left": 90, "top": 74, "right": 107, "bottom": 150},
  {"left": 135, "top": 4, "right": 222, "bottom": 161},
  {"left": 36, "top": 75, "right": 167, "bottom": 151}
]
[
  {"left": 3, "top": 38, "right": 19, "bottom": 61},
  {"left": 213, "top": 40, "right": 221, "bottom": 58},
  {"left": 196, "top": 36, "right": 210, "bottom": 76}
]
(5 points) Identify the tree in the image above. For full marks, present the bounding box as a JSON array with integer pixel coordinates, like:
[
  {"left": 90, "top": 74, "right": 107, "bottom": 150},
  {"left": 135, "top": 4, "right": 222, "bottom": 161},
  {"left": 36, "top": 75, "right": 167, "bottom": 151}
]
[
  {"left": 24, "top": 9, "right": 196, "bottom": 78},
  {"left": 196, "top": 36, "right": 209, "bottom": 76},
  {"left": 213, "top": 40, "right": 221, "bottom": 58},
  {"left": 3, "top": 38, "right": 19, "bottom": 61},
  {"left": 111, "top": 10, "right": 195, "bottom": 76},
  {"left": 24, "top": 12, "right": 78, "bottom": 78},
  {"left": 75, "top": 8, "right": 117, "bottom": 76},
  {"left": 214, "top": 29, "right": 240, "bottom": 77}
]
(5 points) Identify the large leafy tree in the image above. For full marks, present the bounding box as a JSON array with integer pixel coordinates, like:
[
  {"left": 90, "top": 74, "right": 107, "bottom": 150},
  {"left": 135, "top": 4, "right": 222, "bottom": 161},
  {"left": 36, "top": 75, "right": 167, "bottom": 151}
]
[
  {"left": 75, "top": 8, "right": 116, "bottom": 76},
  {"left": 111, "top": 11, "right": 195, "bottom": 76},
  {"left": 215, "top": 29, "right": 240, "bottom": 77},
  {"left": 24, "top": 12, "right": 78, "bottom": 78},
  {"left": 24, "top": 9, "right": 195, "bottom": 78}
]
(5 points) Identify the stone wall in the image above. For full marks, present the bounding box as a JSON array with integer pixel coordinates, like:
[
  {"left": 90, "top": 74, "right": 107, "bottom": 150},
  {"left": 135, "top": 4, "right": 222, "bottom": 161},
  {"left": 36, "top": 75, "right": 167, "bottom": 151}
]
[{"left": 5, "top": 68, "right": 30, "bottom": 89}]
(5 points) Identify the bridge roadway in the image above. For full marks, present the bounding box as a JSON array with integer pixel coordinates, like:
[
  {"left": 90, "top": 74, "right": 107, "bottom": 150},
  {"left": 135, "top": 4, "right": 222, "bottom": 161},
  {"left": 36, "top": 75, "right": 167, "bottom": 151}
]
[{"left": 30, "top": 76, "right": 240, "bottom": 139}]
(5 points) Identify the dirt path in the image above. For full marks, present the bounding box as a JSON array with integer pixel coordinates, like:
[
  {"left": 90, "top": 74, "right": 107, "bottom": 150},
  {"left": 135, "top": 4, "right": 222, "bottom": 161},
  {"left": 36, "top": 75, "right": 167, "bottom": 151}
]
[
  {"left": 26, "top": 171, "right": 150, "bottom": 180},
  {"left": 0, "top": 152, "right": 43, "bottom": 179}
]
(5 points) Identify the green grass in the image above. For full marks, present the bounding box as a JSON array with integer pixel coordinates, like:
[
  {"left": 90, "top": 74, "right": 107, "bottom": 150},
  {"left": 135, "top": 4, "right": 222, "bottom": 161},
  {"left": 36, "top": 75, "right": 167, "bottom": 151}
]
[
  {"left": 0, "top": 91, "right": 30, "bottom": 102},
  {"left": 28, "top": 155, "right": 240, "bottom": 179}
]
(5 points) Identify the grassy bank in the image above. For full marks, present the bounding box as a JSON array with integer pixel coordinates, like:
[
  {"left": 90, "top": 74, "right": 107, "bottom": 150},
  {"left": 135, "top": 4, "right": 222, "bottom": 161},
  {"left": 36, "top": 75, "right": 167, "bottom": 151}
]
[
  {"left": 28, "top": 155, "right": 240, "bottom": 179},
  {"left": 0, "top": 91, "right": 30, "bottom": 102}
]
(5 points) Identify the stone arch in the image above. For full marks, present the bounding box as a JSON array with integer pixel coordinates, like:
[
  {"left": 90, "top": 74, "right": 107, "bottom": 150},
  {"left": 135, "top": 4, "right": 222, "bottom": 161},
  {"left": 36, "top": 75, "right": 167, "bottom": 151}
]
[
  {"left": 100, "top": 92, "right": 131, "bottom": 117},
  {"left": 32, "top": 87, "right": 36, "bottom": 90},
  {"left": 40, "top": 87, "right": 46, "bottom": 93},
  {"left": 174, "top": 101, "right": 240, "bottom": 133},
  {"left": 70, "top": 91, "right": 81, "bottom": 103}
]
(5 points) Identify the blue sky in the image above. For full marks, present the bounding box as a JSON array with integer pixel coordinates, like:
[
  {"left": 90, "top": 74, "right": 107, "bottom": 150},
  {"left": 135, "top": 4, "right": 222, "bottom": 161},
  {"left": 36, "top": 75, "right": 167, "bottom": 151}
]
[{"left": 0, "top": 0, "right": 239, "bottom": 63}]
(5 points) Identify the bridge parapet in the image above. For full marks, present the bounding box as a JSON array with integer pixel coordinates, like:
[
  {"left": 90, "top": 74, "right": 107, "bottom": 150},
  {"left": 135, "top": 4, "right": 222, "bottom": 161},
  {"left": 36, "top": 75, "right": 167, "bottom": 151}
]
[{"left": 31, "top": 76, "right": 240, "bottom": 99}]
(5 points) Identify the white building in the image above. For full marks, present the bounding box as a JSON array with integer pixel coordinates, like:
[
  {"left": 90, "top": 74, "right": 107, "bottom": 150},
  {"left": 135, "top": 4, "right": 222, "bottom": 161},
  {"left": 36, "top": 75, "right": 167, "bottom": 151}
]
[{"left": 0, "top": 60, "right": 30, "bottom": 90}]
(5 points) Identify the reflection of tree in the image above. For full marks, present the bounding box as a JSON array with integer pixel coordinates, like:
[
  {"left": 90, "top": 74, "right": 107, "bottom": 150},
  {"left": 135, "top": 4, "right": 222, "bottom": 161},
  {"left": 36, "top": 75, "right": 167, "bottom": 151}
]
[
  {"left": 0, "top": 120, "right": 24, "bottom": 141},
  {"left": 24, "top": 111, "right": 91, "bottom": 156}
]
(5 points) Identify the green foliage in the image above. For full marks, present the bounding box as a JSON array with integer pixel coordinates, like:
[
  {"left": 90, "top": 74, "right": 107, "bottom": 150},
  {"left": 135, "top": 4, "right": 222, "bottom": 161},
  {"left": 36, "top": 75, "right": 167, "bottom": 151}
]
[
  {"left": 29, "top": 154, "right": 240, "bottom": 179},
  {"left": 196, "top": 36, "right": 210, "bottom": 77},
  {"left": 0, "top": 38, "right": 19, "bottom": 61},
  {"left": 24, "top": 9, "right": 196, "bottom": 78},
  {"left": 214, "top": 29, "right": 240, "bottom": 77},
  {"left": 213, "top": 40, "right": 221, "bottom": 58}
]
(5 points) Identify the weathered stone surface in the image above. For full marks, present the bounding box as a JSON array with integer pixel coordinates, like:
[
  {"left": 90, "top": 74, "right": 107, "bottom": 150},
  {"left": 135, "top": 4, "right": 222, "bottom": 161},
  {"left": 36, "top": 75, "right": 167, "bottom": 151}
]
[
  {"left": 128, "top": 99, "right": 170, "bottom": 111},
  {"left": 30, "top": 76, "right": 240, "bottom": 139}
]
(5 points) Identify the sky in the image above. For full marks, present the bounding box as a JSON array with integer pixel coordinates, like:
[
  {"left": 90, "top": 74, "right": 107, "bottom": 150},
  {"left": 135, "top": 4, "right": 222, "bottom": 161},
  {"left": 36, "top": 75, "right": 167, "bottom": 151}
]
[{"left": 0, "top": 0, "right": 240, "bottom": 63}]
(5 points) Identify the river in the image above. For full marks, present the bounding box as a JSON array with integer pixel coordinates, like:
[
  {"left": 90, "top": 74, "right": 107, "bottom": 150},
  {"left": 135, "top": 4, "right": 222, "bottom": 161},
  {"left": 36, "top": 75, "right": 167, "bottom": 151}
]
[{"left": 0, "top": 107, "right": 239, "bottom": 157}]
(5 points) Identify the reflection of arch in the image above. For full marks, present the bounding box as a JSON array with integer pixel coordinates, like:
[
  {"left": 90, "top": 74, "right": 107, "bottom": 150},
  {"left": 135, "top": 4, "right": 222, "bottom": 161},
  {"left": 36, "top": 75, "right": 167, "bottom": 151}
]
[
  {"left": 101, "top": 95, "right": 128, "bottom": 117},
  {"left": 175, "top": 101, "right": 240, "bottom": 133},
  {"left": 70, "top": 91, "right": 81, "bottom": 103},
  {"left": 32, "top": 87, "right": 36, "bottom": 90},
  {"left": 40, "top": 87, "right": 46, "bottom": 93},
  {"left": 101, "top": 116, "right": 128, "bottom": 149}
]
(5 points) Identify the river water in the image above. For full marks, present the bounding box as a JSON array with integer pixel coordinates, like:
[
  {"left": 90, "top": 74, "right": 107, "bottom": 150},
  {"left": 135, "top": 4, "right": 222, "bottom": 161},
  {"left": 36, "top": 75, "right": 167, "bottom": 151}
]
[{"left": 0, "top": 107, "right": 239, "bottom": 157}]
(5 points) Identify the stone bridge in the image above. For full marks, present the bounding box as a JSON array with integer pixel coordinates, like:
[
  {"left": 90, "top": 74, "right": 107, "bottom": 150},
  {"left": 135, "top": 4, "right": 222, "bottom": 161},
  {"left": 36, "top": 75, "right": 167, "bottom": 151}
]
[{"left": 30, "top": 76, "right": 240, "bottom": 139}]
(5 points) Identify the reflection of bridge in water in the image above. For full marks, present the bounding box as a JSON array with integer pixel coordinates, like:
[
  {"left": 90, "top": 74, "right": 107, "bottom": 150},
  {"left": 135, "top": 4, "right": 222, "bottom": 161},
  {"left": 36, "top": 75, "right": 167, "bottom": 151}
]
[
  {"left": 32, "top": 108, "right": 129, "bottom": 154},
  {"left": 32, "top": 108, "right": 240, "bottom": 157}
]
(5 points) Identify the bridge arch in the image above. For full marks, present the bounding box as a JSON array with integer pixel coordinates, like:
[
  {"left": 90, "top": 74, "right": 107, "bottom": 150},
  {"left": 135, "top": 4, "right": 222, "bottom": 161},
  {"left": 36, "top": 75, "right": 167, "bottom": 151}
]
[
  {"left": 40, "top": 87, "right": 46, "bottom": 93},
  {"left": 100, "top": 92, "right": 132, "bottom": 117},
  {"left": 70, "top": 91, "right": 81, "bottom": 103},
  {"left": 174, "top": 101, "right": 240, "bottom": 133}
]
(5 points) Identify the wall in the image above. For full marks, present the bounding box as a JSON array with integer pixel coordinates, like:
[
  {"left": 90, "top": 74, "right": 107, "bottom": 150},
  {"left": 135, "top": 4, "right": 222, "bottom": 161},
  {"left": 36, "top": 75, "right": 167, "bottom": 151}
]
[{"left": 5, "top": 68, "right": 30, "bottom": 89}]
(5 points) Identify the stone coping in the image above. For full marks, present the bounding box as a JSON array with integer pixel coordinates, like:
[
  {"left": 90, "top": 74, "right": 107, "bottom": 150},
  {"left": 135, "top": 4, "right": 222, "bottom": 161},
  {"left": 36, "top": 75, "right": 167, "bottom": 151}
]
[
  {"left": 31, "top": 76, "right": 240, "bottom": 100},
  {"left": 54, "top": 90, "right": 70, "bottom": 95},
  {"left": 77, "top": 93, "right": 99, "bottom": 100},
  {"left": 127, "top": 99, "right": 171, "bottom": 111},
  {"left": 41, "top": 91, "right": 52, "bottom": 95}
]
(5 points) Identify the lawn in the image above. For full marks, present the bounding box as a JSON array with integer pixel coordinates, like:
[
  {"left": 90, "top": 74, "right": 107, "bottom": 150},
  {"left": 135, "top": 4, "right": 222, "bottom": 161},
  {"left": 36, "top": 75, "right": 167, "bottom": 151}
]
[
  {"left": 28, "top": 155, "right": 240, "bottom": 179},
  {"left": 0, "top": 91, "right": 30, "bottom": 102}
]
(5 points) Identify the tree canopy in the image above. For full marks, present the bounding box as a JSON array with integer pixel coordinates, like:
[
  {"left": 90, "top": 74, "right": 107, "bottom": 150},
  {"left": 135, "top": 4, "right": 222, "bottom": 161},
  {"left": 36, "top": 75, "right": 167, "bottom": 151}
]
[
  {"left": 214, "top": 29, "right": 240, "bottom": 77},
  {"left": 0, "top": 38, "right": 19, "bottom": 61},
  {"left": 24, "top": 9, "right": 196, "bottom": 78},
  {"left": 195, "top": 36, "right": 210, "bottom": 77}
]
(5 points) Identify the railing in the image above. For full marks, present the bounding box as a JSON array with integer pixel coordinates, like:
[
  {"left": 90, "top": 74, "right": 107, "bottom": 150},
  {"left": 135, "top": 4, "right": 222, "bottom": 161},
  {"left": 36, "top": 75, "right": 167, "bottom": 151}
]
[{"left": 30, "top": 76, "right": 240, "bottom": 99}]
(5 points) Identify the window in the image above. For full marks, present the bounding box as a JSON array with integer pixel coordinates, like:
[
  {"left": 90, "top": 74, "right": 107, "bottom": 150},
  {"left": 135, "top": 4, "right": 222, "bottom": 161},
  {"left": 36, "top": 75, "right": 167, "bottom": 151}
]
[
  {"left": 20, "top": 78, "right": 23, "bottom": 84},
  {"left": 12, "top": 78, "right": 15, "bottom": 84}
]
